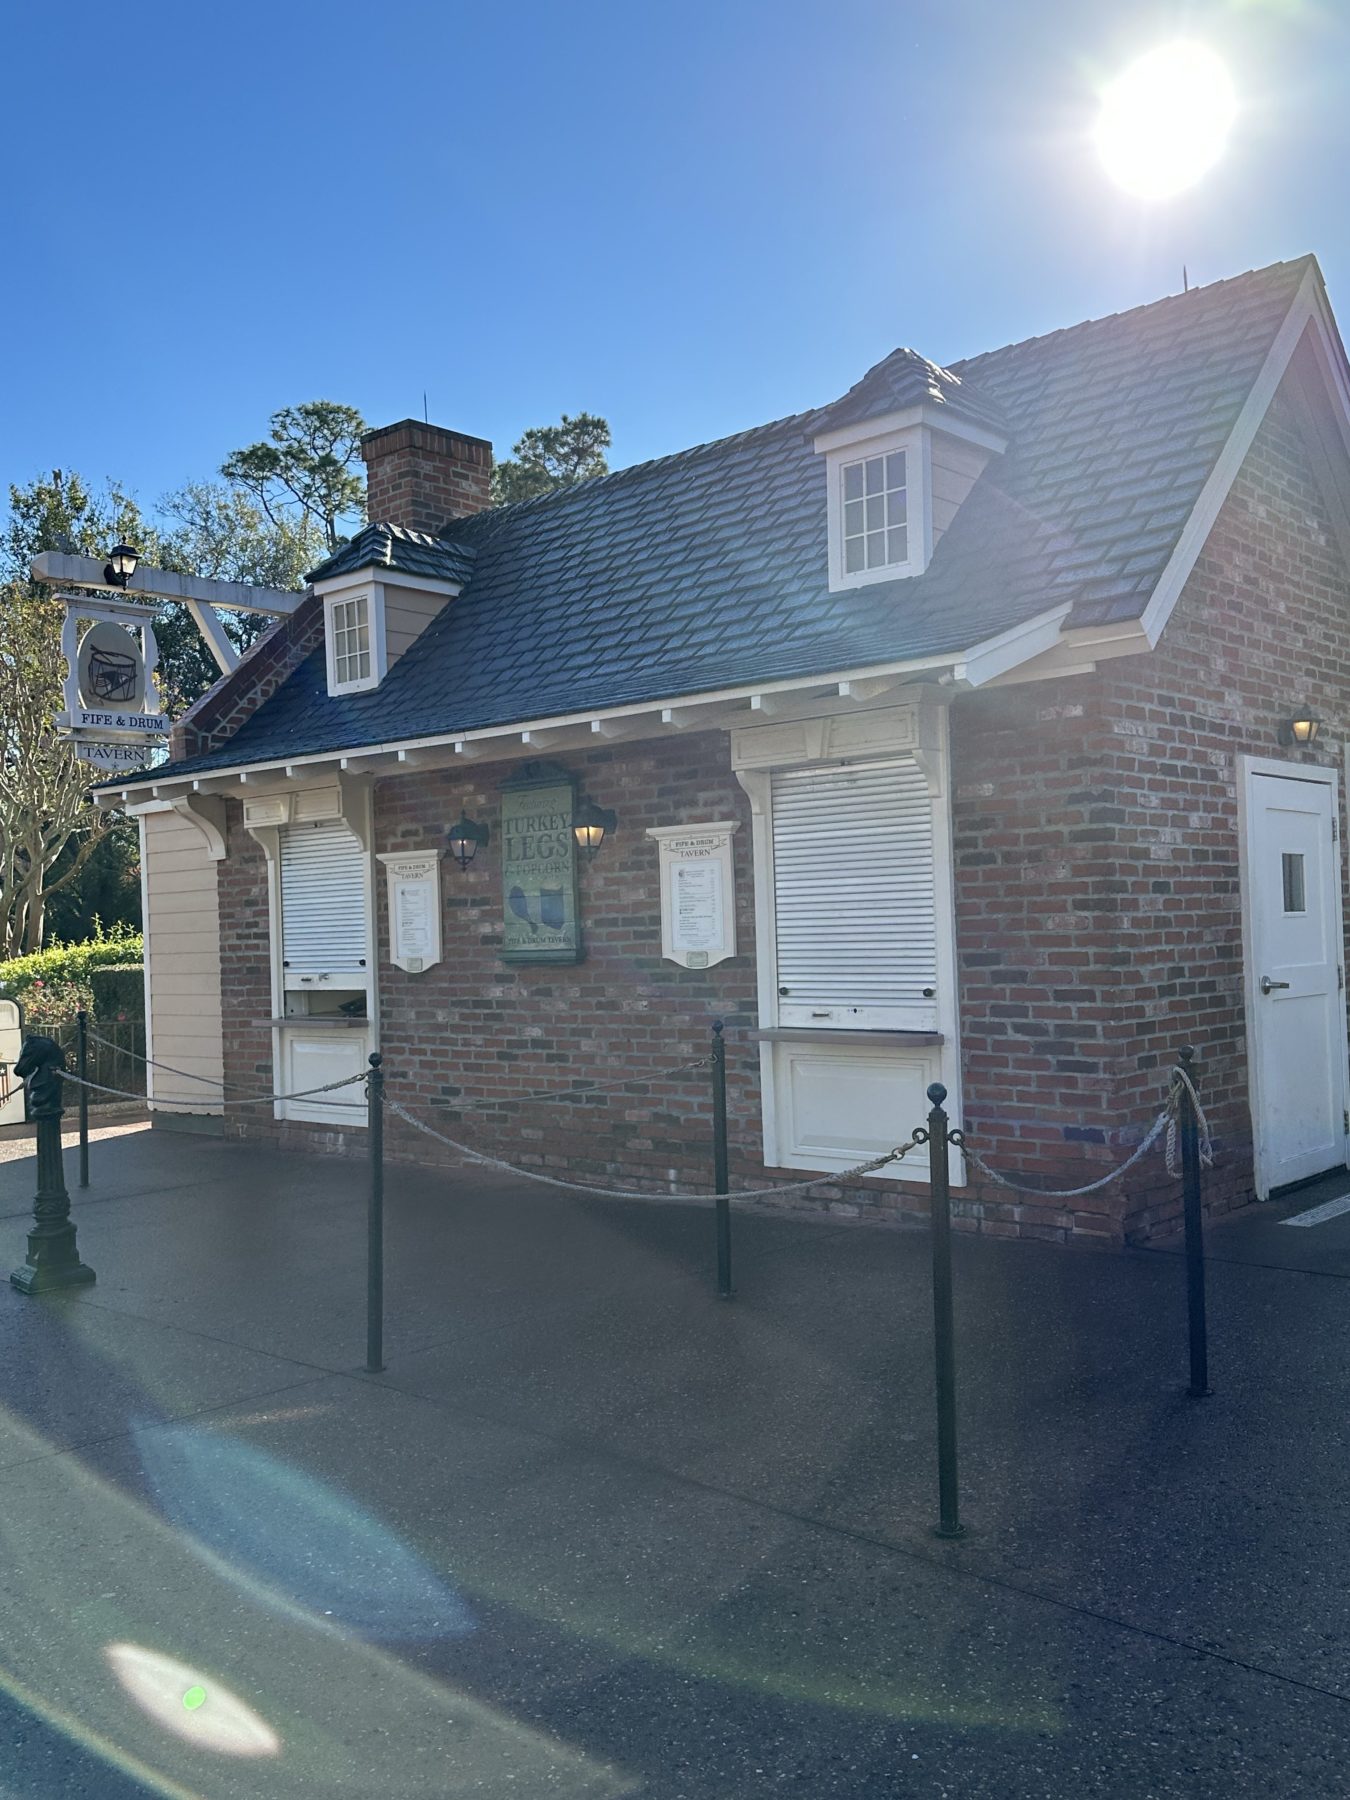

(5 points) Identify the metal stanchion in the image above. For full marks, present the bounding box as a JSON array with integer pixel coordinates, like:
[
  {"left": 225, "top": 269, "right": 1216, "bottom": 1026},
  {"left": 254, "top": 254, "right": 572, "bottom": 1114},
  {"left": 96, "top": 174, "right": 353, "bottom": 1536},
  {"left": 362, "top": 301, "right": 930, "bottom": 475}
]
[
  {"left": 76, "top": 1009, "right": 90, "bottom": 1190},
  {"left": 10, "top": 1034, "right": 95, "bottom": 1295},
  {"left": 711, "top": 1019, "right": 733, "bottom": 1299},
  {"left": 1178, "top": 1046, "right": 1211, "bottom": 1398},
  {"left": 923, "top": 1082, "right": 964, "bottom": 1538},
  {"left": 366, "top": 1053, "right": 386, "bottom": 1374}
]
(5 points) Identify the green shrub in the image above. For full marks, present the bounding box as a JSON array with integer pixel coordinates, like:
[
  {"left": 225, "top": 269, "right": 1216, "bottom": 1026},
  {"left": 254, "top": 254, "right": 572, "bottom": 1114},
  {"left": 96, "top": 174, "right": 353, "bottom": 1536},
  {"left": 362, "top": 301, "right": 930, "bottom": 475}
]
[
  {"left": 0, "top": 925, "right": 143, "bottom": 1023},
  {"left": 89, "top": 964, "right": 145, "bottom": 1021}
]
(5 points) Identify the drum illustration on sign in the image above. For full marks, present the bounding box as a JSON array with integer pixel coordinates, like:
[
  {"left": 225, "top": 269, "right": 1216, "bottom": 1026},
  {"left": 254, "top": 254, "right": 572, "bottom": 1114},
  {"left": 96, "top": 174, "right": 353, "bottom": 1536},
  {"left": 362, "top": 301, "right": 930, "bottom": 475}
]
[{"left": 76, "top": 620, "right": 147, "bottom": 714}]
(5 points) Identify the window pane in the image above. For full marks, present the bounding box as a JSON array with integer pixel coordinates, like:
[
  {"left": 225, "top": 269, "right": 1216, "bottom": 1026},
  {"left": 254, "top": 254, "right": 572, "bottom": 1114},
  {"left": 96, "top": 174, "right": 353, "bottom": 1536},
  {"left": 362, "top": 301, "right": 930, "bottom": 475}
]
[
  {"left": 866, "top": 494, "right": 885, "bottom": 530},
  {"left": 866, "top": 530, "right": 886, "bottom": 567},
  {"left": 1282, "top": 851, "right": 1306, "bottom": 913},
  {"left": 886, "top": 488, "right": 907, "bottom": 528},
  {"left": 843, "top": 463, "right": 864, "bottom": 501},
  {"left": 885, "top": 451, "right": 906, "bottom": 489},
  {"left": 844, "top": 536, "right": 864, "bottom": 573},
  {"left": 887, "top": 526, "right": 908, "bottom": 564},
  {"left": 864, "top": 457, "right": 883, "bottom": 495},
  {"left": 844, "top": 499, "right": 864, "bottom": 535}
]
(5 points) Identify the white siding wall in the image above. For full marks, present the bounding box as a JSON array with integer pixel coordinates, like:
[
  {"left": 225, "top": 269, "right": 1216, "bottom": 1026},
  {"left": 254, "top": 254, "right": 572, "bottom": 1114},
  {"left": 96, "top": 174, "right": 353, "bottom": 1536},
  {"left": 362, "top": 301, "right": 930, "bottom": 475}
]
[
  {"left": 384, "top": 589, "right": 447, "bottom": 665},
  {"left": 931, "top": 435, "right": 990, "bottom": 546},
  {"left": 141, "top": 808, "right": 224, "bottom": 1113}
]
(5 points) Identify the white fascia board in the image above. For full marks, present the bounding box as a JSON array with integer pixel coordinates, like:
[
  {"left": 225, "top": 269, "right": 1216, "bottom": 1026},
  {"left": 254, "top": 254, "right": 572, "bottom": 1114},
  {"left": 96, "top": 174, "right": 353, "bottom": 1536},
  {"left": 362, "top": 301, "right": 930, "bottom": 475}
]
[
  {"left": 1138, "top": 264, "right": 1331, "bottom": 647},
  {"left": 312, "top": 567, "right": 463, "bottom": 600},
  {"left": 950, "top": 602, "right": 1073, "bottom": 687},
  {"left": 30, "top": 550, "right": 301, "bottom": 617},
  {"left": 813, "top": 405, "right": 1007, "bottom": 457},
  {"left": 115, "top": 605, "right": 1091, "bottom": 800}
]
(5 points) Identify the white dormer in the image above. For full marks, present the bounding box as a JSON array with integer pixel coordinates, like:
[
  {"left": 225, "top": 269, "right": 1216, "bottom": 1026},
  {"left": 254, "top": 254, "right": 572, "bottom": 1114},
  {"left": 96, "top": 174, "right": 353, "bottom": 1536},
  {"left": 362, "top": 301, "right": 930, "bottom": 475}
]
[
  {"left": 813, "top": 356, "right": 1008, "bottom": 594},
  {"left": 322, "top": 579, "right": 386, "bottom": 696},
  {"left": 310, "top": 523, "right": 474, "bottom": 700}
]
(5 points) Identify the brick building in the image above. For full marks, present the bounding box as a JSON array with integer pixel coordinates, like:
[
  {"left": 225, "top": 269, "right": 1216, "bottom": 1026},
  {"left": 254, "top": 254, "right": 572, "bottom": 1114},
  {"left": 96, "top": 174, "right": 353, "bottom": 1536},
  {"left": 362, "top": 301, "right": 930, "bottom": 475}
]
[{"left": 108, "top": 256, "right": 1350, "bottom": 1243}]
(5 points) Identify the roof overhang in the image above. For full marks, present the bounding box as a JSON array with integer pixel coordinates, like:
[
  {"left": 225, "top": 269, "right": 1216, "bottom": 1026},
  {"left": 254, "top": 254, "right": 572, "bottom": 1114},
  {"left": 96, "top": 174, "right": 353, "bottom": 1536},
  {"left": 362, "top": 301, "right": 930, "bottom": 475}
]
[
  {"left": 812, "top": 405, "right": 1008, "bottom": 458},
  {"left": 97, "top": 602, "right": 1073, "bottom": 809}
]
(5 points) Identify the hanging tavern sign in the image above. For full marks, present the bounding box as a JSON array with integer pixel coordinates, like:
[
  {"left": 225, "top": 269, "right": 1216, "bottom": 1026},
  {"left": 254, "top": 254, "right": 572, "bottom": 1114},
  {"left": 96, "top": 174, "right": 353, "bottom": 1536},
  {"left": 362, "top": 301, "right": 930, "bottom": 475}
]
[
  {"left": 500, "top": 761, "right": 582, "bottom": 965},
  {"left": 54, "top": 595, "right": 169, "bottom": 772}
]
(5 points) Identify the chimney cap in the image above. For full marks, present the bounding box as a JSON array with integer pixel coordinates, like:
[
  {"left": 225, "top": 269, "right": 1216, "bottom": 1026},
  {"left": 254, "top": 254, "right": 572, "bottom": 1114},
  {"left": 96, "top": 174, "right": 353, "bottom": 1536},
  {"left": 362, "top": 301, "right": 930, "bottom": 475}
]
[{"left": 361, "top": 419, "right": 492, "bottom": 461}]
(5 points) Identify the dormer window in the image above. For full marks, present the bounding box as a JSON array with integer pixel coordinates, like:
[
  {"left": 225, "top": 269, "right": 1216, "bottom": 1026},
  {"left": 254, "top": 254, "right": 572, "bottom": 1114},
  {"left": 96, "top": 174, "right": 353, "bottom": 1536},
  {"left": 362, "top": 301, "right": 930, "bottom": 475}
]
[
  {"left": 842, "top": 451, "right": 908, "bottom": 574},
  {"left": 322, "top": 584, "right": 386, "bottom": 697}
]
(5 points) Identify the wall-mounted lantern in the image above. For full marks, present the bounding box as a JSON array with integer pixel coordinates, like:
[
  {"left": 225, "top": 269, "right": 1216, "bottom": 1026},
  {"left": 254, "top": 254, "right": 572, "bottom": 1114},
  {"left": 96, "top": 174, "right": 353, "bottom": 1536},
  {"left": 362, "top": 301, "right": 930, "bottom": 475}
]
[
  {"left": 446, "top": 811, "right": 490, "bottom": 870},
  {"left": 1278, "top": 708, "right": 1323, "bottom": 747},
  {"left": 573, "top": 798, "right": 617, "bottom": 861},
  {"left": 103, "top": 544, "right": 140, "bottom": 589}
]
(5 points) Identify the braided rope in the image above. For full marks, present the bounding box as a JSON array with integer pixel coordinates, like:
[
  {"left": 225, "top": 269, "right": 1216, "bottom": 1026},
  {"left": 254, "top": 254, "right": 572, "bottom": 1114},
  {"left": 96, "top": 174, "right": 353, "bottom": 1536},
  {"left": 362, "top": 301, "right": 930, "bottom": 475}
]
[
  {"left": 61, "top": 1070, "right": 367, "bottom": 1108},
  {"left": 386, "top": 1097, "right": 920, "bottom": 1204},
  {"left": 959, "top": 1065, "right": 1214, "bottom": 1199},
  {"left": 86, "top": 1027, "right": 709, "bottom": 1112}
]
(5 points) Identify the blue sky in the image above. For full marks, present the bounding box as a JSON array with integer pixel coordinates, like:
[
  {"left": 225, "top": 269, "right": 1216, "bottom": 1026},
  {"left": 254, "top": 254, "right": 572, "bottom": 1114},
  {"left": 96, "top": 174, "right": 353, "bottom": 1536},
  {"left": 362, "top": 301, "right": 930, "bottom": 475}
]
[{"left": 3, "top": 0, "right": 1347, "bottom": 518}]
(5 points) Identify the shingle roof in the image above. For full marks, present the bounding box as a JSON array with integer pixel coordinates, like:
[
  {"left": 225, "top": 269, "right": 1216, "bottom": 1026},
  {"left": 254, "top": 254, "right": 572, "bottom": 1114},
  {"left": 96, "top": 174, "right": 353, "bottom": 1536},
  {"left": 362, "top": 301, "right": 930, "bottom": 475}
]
[
  {"left": 138, "top": 255, "right": 1318, "bottom": 782},
  {"left": 307, "top": 522, "right": 477, "bottom": 586},
  {"left": 814, "top": 347, "right": 1010, "bottom": 438}
]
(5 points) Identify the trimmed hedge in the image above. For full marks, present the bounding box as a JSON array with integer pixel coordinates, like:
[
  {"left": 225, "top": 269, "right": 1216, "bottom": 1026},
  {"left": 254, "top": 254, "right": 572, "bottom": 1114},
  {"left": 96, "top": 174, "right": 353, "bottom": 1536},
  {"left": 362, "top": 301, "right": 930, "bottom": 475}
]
[
  {"left": 90, "top": 963, "right": 145, "bottom": 1021},
  {"left": 0, "top": 928, "right": 143, "bottom": 1009}
]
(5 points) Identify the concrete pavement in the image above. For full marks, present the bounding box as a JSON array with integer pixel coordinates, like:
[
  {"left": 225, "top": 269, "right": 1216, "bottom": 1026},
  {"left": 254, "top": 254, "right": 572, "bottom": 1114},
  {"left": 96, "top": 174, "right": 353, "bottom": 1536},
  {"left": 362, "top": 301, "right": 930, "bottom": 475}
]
[{"left": 1, "top": 1124, "right": 1349, "bottom": 1797}]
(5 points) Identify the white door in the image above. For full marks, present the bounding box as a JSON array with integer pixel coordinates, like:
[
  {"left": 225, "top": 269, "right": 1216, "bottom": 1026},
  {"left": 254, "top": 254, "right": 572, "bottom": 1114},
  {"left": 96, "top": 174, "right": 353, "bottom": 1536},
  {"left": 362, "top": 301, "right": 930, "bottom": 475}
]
[{"left": 1243, "top": 761, "right": 1348, "bottom": 1194}]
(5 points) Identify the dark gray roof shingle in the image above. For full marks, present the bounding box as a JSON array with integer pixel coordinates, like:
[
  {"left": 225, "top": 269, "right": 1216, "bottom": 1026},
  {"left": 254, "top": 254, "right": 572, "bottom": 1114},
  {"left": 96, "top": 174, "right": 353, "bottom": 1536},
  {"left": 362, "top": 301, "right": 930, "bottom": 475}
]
[
  {"left": 307, "top": 522, "right": 477, "bottom": 586},
  {"left": 136, "top": 256, "right": 1318, "bottom": 783}
]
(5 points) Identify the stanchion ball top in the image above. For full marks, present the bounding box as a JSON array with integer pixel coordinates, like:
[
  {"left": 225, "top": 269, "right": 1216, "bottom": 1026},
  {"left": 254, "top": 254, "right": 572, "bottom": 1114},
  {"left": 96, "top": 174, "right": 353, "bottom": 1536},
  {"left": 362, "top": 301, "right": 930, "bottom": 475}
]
[
  {"left": 368, "top": 1051, "right": 384, "bottom": 1068},
  {"left": 927, "top": 1082, "right": 948, "bottom": 1107}
]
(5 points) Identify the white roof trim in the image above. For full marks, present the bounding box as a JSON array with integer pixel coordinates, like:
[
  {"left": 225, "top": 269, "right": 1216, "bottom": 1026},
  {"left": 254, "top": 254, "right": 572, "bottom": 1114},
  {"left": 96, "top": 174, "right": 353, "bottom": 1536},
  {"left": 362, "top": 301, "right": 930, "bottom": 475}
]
[
  {"left": 97, "top": 604, "right": 1073, "bottom": 805},
  {"left": 813, "top": 404, "right": 1007, "bottom": 457},
  {"left": 1138, "top": 263, "right": 1341, "bottom": 647}
]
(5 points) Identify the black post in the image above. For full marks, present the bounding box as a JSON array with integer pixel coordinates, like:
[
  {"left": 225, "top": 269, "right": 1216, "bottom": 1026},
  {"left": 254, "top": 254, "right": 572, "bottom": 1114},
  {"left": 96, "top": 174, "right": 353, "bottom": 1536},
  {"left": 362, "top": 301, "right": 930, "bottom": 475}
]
[
  {"left": 711, "top": 1019, "right": 733, "bottom": 1299},
  {"left": 76, "top": 1009, "right": 90, "bottom": 1190},
  {"left": 926, "top": 1082, "right": 964, "bottom": 1539},
  {"left": 1178, "top": 1046, "right": 1211, "bottom": 1398},
  {"left": 10, "top": 1034, "right": 95, "bottom": 1294},
  {"left": 366, "top": 1053, "right": 386, "bottom": 1374}
]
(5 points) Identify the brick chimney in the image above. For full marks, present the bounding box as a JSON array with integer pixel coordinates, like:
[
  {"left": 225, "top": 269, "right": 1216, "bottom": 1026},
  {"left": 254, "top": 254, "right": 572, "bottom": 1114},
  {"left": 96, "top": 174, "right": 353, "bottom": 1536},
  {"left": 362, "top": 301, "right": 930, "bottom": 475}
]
[{"left": 361, "top": 420, "right": 493, "bottom": 535}]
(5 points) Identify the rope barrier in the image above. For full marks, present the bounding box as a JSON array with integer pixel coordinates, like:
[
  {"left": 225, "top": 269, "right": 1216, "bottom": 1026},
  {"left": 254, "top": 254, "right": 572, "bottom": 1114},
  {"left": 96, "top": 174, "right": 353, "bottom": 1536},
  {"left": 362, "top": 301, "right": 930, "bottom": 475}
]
[
  {"left": 85, "top": 1027, "right": 710, "bottom": 1112},
  {"left": 386, "top": 1097, "right": 921, "bottom": 1204},
  {"left": 61, "top": 1070, "right": 367, "bottom": 1108},
  {"left": 956, "top": 1065, "right": 1214, "bottom": 1199}
]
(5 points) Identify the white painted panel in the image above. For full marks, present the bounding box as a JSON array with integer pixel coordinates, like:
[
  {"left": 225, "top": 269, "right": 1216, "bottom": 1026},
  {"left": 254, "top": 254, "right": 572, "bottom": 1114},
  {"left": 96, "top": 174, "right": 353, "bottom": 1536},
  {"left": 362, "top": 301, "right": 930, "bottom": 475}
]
[
  {"left": 142, "top": 809, "right": 224, "bottom": 1113},
  {"left": 280, "top": 820, "right": 369, "bottom": 976},
  {"left": 282, "top": 1031, "right": 367, "bottom": 1126},
  {"left": 772, "top": 1041, "right": 942, "bottom": 1177}
]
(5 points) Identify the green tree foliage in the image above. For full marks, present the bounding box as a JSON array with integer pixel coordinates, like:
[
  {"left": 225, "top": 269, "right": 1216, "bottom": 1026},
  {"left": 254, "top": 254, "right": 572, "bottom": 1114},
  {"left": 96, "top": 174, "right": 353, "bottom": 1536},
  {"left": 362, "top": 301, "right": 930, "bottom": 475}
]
[
  {"left": 221, "top": 401, "right": 368, "bottom": 552},
  {"left": 491, "top": 412, "right": 612, "bottom": 505},
  {"left": 0, "top": 473, "right": 156, "bottom": 955},
  {"left": 153, "top": 481, "right": 319, "bottom": 710}
]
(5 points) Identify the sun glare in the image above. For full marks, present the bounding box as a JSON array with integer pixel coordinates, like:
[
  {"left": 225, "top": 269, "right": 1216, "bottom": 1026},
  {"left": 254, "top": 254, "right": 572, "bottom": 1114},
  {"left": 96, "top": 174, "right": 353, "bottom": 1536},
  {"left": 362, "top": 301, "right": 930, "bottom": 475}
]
[{"left": 1095, "top": 42, "right": 1237, "bottom": 200}]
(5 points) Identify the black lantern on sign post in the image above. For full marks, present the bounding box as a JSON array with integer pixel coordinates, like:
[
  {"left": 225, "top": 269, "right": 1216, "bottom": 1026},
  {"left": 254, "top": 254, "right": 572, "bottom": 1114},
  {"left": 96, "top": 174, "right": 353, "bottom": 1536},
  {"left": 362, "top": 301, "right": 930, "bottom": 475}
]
[
  {"left": 103, "top": 544, "right": 140, "bottom": 589},
  {"left": 572, "top": 798, "right": 617, "bottom": 861},
  {"left": 447, "top": 811, "right": 489, "bottom": 870}
]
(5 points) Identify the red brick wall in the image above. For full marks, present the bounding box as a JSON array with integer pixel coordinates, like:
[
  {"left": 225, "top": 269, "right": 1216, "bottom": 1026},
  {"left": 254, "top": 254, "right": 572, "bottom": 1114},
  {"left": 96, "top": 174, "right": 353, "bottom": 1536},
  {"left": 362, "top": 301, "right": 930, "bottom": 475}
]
[
  {"left": 210, "top": 381, "right": 1350, "bottom": 1244},
  {"left": 952, "top": 382, "right": 1350, "bottom": 1241},
  {"left": 362, "top": 421, "right": 492, "bottom": 533},
  {"left": 170, "top": 593, "right": 325, "bottom": 762}
]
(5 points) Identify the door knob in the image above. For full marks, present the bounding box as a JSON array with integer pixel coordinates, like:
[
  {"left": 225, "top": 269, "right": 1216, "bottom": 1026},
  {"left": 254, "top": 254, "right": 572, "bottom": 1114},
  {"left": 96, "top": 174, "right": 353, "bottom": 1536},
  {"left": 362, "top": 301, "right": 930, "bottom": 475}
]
[{"left": 1260, "top": 976, "right": 1291, "bottom": 995}]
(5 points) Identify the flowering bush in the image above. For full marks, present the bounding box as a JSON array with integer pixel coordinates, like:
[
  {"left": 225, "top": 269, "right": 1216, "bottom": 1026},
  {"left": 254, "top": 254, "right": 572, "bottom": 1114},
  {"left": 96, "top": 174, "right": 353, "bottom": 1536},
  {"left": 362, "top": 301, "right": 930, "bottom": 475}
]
[{"left": 0, "top": 924, "right": 141, "bottom": 1023}]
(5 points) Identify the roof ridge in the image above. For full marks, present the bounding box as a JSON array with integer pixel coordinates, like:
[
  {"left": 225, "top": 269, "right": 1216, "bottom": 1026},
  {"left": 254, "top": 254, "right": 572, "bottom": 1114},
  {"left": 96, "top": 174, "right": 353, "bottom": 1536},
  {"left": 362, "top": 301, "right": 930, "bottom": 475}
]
[{"left": 949, "top": 254, "right": 1318, "bottom": 375}]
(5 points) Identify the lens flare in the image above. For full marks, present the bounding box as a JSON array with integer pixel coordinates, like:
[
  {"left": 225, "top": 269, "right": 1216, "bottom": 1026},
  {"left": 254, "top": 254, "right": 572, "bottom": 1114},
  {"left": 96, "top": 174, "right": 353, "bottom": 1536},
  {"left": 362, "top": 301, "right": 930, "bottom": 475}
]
[
  {"left": 1094, "top": 42, "right": 1237, "bottom": 200},
  {"left": 105, "top": 1644, "right": 281, "bottom": 1757}
]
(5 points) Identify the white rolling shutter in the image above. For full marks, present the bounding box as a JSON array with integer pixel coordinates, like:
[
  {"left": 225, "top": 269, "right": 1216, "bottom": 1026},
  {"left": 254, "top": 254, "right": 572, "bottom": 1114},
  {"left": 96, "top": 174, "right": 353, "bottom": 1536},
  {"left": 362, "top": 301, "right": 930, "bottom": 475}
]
[
  {"left": 771, "top": 758, "right": 938, "bottom": 1030},
  {"left": 280, "top": 820, "right": 369, "bottom": 976}
]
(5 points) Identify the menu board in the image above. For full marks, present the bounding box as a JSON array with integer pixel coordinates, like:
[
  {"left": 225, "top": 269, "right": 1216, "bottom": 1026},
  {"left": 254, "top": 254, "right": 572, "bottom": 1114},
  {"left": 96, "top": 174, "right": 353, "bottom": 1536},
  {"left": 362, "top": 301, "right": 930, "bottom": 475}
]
[
  {"left": 647, "top": 824, "right": 739, "bottom": 969},
  {"left": 377, "top": 852, "right": 443, "bottom": 973}
]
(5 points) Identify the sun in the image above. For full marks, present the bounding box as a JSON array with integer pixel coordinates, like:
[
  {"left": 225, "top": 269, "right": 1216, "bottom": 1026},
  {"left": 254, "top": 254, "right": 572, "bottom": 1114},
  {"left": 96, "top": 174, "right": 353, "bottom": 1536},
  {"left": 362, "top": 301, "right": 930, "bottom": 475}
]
[{"left": 1094, "top": 42, "right": 1238, "bottom": 201}]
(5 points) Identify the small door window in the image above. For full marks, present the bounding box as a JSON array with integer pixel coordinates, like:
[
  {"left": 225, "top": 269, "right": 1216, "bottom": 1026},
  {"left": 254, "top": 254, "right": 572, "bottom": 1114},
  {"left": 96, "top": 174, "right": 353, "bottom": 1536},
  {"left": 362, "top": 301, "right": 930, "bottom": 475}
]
[{"left": 1281, "top": 851, "right": 1306, "bottom": 914}]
